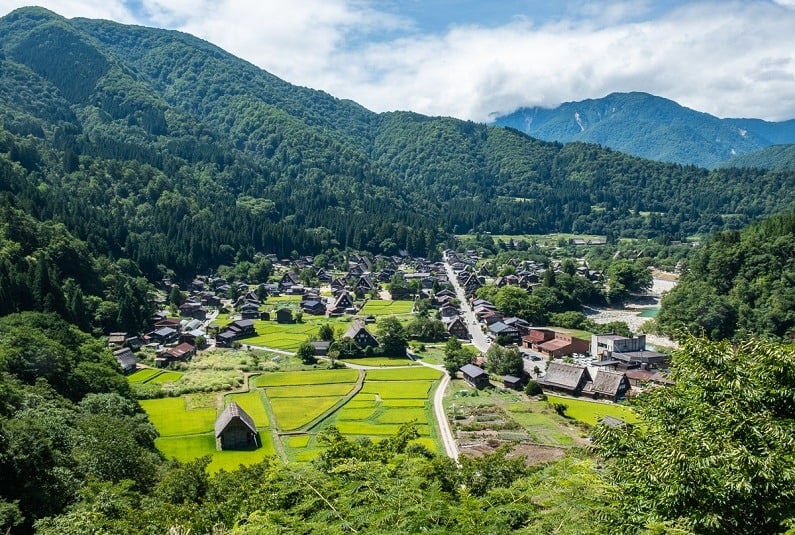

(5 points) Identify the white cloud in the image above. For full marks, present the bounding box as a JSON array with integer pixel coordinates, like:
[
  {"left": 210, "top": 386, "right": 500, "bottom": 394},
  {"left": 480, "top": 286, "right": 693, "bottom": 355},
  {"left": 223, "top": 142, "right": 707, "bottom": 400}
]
[
  {"left": 0, "top": 1, "right": 793, "bottom": 122},
  {"left": 0, "top": 0, "right": 135, "bottom": 22}
]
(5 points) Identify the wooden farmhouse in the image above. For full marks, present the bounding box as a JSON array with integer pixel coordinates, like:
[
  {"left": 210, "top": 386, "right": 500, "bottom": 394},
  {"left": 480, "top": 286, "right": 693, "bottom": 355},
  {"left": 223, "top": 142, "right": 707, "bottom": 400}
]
[
  {"left": 215, "top": 402, "right": 259, "bottom": 451},
  {"left": 460, "top": 363, "right": 490, "bottom": 389}
]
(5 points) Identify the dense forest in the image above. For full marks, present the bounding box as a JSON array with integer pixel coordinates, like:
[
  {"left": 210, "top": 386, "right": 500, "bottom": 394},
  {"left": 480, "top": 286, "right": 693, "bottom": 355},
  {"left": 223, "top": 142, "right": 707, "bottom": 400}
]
[
  {"left": 0, "top": 7, "right": 792, "bottom": 284},
  {"left": 656, "top": 212, "right": 795, "bottom": 341}
]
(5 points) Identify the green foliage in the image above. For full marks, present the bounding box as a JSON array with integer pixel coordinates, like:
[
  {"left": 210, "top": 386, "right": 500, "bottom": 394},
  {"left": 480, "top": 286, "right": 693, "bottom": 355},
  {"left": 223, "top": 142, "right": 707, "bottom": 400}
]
[
  {"left": 525, "top": 380, "right": 542, "bottom": 396},
  {"left": 594, "top": 336, "right": 795, "bottom": 534},
  {"left": 377, "top": 316, "right": 408, "bottom": 355},
  {"left": 485, "top": 344, "right": 524, "bottom": 377},
  {"left": 296, "top": 340, "right": 317, "bottom": 364},
  {"left": 656, "top": 213, "right": 795, "bottom": 340}
]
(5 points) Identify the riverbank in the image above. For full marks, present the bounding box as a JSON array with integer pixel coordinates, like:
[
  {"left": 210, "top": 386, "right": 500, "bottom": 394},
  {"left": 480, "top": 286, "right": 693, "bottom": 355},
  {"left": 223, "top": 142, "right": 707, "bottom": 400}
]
[{"left": 584, "top": 272, "right": 679, "bottom": 350}]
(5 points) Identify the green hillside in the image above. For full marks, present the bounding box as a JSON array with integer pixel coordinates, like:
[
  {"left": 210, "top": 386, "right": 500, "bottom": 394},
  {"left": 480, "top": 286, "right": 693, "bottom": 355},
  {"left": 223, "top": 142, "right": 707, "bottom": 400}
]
[
  {"left": 719, "top": 144, "right": 795, "bottom": 171},
  {"left": 494, "top": 92, "right": 795, "bottom": 168},
  {"left": 0, "top": 7, "right": 793, "bottom": 286}
]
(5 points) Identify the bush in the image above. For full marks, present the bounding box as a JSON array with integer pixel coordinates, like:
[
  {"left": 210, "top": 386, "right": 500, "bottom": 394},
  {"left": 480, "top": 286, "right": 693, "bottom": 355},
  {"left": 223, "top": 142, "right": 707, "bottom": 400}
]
[
  {"left": 551, "top": 402, "right": 568, "bottom": 417},
  {"left": 525, "top": 380, "right": 542, "bottom": 396}
]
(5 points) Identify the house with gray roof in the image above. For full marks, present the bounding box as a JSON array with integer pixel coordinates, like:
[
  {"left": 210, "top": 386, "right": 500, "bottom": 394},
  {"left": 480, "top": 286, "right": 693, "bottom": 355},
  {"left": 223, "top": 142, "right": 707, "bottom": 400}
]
[{"left": 215, "top": 402, "right": 258, "bottom": 450}]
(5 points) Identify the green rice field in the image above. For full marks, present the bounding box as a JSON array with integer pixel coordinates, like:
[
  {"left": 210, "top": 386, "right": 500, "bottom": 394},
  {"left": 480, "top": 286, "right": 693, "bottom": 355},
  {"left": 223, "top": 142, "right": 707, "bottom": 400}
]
[
  {"left": 226, "top": 391, "right": 270, "bottom": 427},
  {"left": 545, "top": 395, "right": 639, "bottom": 426},
  {"left": 139, "top": 397, "right": 217, "bottom": 436},
  {"left": 256, "top": 369, "right": 358, "bottom": 387},
  {"left": 148, "top": 371, "right": 184, "bottom": 384},
  {"left": 156, "top": 433, "right": 277, "bottom": 473},
  {"left": 127, "top": 368, "right": 161, "bottom": 383},
  {"left": 361, "top": 380, "right": 434, "bottom": 399},
  {"left": 270, "top": 396, "right": 342, "bottom": 431},
  {"left": 359, "top": 300, "right": 414, "bottom": 316},
  {"left": 265, "top": 383, "right": 355, "bottom": 398},
  {"left": 365, "top": 367, "right": 442, "bottom": 381},
  {"left": 340, "top": 357, "right": 416, "bottom": 366}
]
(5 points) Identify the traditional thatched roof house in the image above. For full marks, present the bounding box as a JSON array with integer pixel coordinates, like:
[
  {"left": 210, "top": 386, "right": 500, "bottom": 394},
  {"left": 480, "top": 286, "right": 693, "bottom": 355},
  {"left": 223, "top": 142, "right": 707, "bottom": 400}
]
[
  {"left": 215, "top": 402, "right": 258, "bottom": 451},
  {"left": 343, "top": 319, "right": 378, "bottom": 348},
  {"left": 584, "top": 370, "right": 631, "bottom": 401},
  {"left": 446, "top": 316, "right": 470, "bottom": 340},
  {"left": 538, "top": 361, "right": 592, "bottom": 396}
]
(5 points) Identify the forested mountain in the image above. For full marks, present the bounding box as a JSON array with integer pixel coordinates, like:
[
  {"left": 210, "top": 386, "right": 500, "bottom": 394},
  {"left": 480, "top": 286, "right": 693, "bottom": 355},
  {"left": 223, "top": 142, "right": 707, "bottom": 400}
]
[
  {"left": 493, "top": 92, "right": 795, "bottom": 168},
  {"left": 656, "top": 212, "right": 795, "bottom": 341},
  {"left": 718, "top": 144, "right": 795, "bottom": 171},
  {"left": 0, "top": 6, "right": 794, "bottom": 287}
]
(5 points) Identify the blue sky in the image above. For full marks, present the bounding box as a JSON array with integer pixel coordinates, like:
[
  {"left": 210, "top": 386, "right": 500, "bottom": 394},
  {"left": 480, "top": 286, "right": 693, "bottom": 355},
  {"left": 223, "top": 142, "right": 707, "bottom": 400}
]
[{"left": 1, "top": 1, "right": 794, "bottom": 121}]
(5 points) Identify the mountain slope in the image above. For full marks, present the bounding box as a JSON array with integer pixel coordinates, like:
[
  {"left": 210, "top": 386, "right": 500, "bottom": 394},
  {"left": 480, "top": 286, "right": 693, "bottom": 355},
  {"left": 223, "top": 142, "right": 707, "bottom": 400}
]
[
  {"left": 718, "top": 144, "right": 795, "bottom": 171},
  {"left": 0, "top": 7, "right": 793, "bottom": 282},
  {"left": 493, "top": 92, "right": 795, "bottom": 168}
]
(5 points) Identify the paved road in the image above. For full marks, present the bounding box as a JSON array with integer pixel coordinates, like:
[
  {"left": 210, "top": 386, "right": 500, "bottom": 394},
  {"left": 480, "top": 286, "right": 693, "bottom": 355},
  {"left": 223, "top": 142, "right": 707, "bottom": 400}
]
[
  {"left": 431, "top": 369, "right": 459, "bottom": 461},
  {"left": 443, "top": 260, "right": 491, "bottom": 353}
]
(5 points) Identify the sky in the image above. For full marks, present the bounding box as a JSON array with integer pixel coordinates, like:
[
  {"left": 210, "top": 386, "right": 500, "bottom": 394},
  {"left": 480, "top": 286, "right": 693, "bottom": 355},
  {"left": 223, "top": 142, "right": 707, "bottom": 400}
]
[{"left": 1, "top": 1, "right": 794, "bottom": 122}]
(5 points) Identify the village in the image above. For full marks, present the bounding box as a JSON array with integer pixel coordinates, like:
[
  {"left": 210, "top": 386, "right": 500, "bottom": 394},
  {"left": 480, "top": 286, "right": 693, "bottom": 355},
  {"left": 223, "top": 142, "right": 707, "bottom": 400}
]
[{"left": 107, "top": 238, "right": 676, "bottom": 467}]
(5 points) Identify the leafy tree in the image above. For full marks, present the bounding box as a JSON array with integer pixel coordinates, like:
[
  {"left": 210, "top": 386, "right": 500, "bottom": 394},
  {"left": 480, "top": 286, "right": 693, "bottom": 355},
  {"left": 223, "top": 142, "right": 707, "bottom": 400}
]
[
  {"left": 443, "top": 337, "right": 475, "bottom": 377},
  {"left": 318, "top": 323, "right": 335, "bottom": 342},
  {"left": 594, "top": 336, "right": 795, "bottom": 534},
  {"left": 485, "top": 344, "right": 523, "bottom": 377},
  {"left": 296, "top": 340, "right": 317, "bottom": 364},
  {"left": 377, "top": 316, "right": 407, "bottom": 356}
]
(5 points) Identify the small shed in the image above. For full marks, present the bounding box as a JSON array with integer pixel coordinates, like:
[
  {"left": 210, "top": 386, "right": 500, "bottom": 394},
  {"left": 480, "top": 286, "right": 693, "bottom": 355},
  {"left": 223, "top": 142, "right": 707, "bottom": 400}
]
[
  {"left": 460, "top": 363, "right": 490, "bottom": 389},
  {"left": 502, "top": 374, "right": 525, "bottom": 390},
  {"left": 275, "top": 307, "right": 294, "bottom": 324},
  {"left": 215, "top": 402, "right": 259, "bottom": 451}
]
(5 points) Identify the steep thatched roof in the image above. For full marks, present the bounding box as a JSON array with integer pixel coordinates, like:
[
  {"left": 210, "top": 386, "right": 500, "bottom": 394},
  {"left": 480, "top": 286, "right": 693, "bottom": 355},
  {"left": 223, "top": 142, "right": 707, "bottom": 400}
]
[
  {"left": 540, "top": 361, "right": 591, "bottom": 389},
  {"left": 215, "top": 402, "right": 257, "bottom": 437}
]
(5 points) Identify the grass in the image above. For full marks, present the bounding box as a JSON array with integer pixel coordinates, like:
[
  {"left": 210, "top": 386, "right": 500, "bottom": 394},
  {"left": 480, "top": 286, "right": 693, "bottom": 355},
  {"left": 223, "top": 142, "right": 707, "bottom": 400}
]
[
  {"left": 156, "top": 433, "right": 277, "bottom": 473},
  {"left": 148, "top": 371, "right": 183, "bottom": 384},
  {"left": 365, "top": 367, "right": 442, "bottom": 381},
  {"left": 255, "top": 369, "right": 359, "bottom": 387},
  {"left": 265, "top": 383, "right": 355, "bottom": 398},
  {"left": 285, "top": 435, "right": 311, "bottom": 448},
  {"left": 361, "top": 380, "right": 433, "bottom": 399},
  {"left": 375, "top": 408, "right": 427, "bottom": 424},
  {"left": 337, "top": 407, "right": 378, "bottom": 420},
  {"left": 334, "top": 422, "right": 429, "bottom": 436},
  {"left": 226, "top": 391, "right": 270, "bottom": 427},
  {"left": 359, "top": 300, "right": 414, "bottom": 315},
  {"left": 340, "top": 357, "right": 416, "bottom": 367},
  {"left": 545, "top": 395, "right": 639, "bottom": 426},
  {"left": 139, "top": 397, "right": 217, "bottom": 436},
  {"left": 270, "top": 396, "right": 342, "bottom": 431},
  {"left": 127, "top": 368, "right": 161, "bottom": 383}
]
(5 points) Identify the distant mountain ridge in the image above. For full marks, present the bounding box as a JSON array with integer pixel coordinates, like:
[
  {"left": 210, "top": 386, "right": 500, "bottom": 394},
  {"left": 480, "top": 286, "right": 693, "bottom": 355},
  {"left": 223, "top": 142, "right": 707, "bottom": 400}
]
[
  {"left": 718, "top": 144, "right": 795, "bottom": 171},
  {"left": 493, "top": 92, "right": 795, "bottom": 168}
]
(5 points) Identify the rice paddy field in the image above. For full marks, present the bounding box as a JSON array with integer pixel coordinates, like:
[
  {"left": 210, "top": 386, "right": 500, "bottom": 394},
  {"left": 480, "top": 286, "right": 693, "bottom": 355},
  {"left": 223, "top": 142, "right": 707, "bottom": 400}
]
[
  {"left": 359, "top": 300, "right": 414, "bottom": 316},
  {"left": 545, "top": 395, "right": 639, "bottom": 426},
  {"left": 137, "top": 352, "right": 443, "bottom": 468}
]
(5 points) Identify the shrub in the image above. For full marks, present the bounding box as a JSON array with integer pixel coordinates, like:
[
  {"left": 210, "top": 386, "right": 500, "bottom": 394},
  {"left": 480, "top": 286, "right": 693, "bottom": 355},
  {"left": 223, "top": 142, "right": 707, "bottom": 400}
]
[{"left": 525, "top": 380, "right": 542, "bottom": 396}]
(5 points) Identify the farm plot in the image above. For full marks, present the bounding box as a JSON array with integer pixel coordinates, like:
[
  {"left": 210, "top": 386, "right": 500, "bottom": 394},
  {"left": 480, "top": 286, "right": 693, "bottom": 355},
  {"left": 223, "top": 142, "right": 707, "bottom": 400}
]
[
  {"left": 256, "top": 369, "right": 358, "bottom": 387},
  {"left": 139, "top": 397, "right": 217, "bottom": 436},
  {"left": 269, "top": 396, "right": 342, "bottom": 431},
  {"left": 359, "top": 300, "right": 414, "bottom": 316},
  {"left": 127, "top": 368, "right": 161, "bottom": 383},
  {"left": 545, "top": 395, "right": 639, "bottom": 426},
  {"left": 156, "top": 433, "right": 276, "bottom": 474},
  {"left": 148, "top": 371, "right": 183, "bottom": 384},
  {"left": 340, "top": 357, "right": 416, "bottom": 367},
  {"left": 361, "top": 380, "right": 434, "bottom": 399},
  {"left": 226, "top": 391, "right": 270, "bottom": 427}
]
